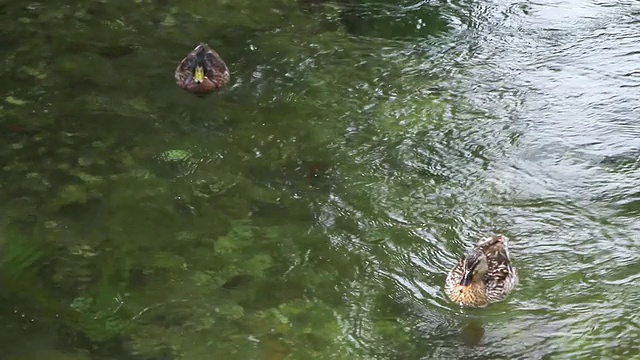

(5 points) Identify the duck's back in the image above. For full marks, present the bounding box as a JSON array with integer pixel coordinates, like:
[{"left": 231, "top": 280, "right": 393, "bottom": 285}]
[{"left": 478, "top": 235, "right": 518, "bottom": 303}]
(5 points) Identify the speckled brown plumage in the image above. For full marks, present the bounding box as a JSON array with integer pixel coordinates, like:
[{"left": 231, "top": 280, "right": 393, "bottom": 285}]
[
  {"left": 175, "top": 43, "right": 230, "bottom": 95},
  {"left": 444, "top": 235, "right": 517, "bottom": 307}
]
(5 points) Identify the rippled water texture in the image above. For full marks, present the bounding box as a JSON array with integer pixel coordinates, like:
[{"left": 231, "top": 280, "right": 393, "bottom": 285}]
[{"left": 0, "top": 0, "right": 639, "bottom": 359}]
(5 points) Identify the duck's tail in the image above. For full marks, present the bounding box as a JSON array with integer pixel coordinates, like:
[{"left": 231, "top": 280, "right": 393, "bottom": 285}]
[{"left": 476, "top": 234, "right": 509, "bottom": 248}]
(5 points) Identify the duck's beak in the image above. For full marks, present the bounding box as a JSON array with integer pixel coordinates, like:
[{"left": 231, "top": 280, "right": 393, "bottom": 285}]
[
  {"left": 454, "top": 272, "right": 472, "bottom": 294},
  {"left": 193, "top": 65, "right": 205, "bottom": 84},
  {"left": 459, "top": 270, "right": 473, "bottom": 287}
]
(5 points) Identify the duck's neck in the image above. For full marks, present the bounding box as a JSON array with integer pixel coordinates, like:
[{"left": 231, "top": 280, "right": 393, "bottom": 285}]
[{"left": 449, "top": 279, "right": 489, "bottom": 307}]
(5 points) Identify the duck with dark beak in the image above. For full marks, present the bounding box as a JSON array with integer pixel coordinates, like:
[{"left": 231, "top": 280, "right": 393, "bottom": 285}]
[{"left": 444, "top": 235, "right": 517, "bottom": 307}]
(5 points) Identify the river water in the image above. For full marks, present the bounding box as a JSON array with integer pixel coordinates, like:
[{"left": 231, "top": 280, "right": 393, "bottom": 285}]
[{"left": 0, "top": 0, "right": 638, "bottom": 359}]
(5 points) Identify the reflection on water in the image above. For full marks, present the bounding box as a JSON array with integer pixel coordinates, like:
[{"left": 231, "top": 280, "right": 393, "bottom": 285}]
[
  {"left": 0, "top": 0, "right": 639, "bottom": 359},
  {"left": 461, "top": 318, "right": 485, "bottom": 348}
]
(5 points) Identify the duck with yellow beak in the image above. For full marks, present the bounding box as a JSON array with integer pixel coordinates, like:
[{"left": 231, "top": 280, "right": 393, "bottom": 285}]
[{"left": 175, "top": 43, "right": 230, "bottom": 95}]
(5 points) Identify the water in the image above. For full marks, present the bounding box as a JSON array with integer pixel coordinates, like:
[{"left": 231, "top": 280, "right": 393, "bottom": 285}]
[{"left": 0, "top": 0, "right": 639, "bottom": 359}]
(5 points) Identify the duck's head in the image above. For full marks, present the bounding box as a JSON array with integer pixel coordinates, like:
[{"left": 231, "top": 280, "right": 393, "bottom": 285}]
[
  {"left": 185, "top": 48, "right": 216, "bottom": 94},
  {"left": 192, "top": 48, "right": 207, "bottom": 84},
  {"left": 455, "top": 250, "right": 488, "bottom": 293}
]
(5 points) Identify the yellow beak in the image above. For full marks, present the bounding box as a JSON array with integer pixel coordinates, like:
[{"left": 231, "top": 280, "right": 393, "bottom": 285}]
[{"left": 194, "top": 65, "right": 205, "bottom": 83}]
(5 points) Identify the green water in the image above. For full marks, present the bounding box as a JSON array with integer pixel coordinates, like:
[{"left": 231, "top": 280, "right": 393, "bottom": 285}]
[{"left": 1, "top": 0, "right": 639, "bottom": 359}]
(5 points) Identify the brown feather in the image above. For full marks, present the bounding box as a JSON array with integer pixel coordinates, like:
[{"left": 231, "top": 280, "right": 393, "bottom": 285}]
[
  {"left": 175, "top": 43, "right": 230, "bottom": 95},
  {"left": 444, "top": 235, "right": 517, "bottom": 307}
]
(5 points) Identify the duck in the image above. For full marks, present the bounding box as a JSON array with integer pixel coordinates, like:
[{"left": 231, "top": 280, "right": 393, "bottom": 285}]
[
  {"left": 175, "top": 43, "right": 230, "bottom": 95},
  {"left": 444, "top": 235, "right": 517, "bottom": 307}
]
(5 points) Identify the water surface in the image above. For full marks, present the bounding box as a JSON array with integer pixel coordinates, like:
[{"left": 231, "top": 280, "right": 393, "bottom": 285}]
[{"left": 0, "top": 0, "right": 639, "bottom": 359}]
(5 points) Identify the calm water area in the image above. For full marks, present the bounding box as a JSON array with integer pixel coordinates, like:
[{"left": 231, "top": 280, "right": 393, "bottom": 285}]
[{"left": 0, "top": 0, "right": 639, "bottom": 359}]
